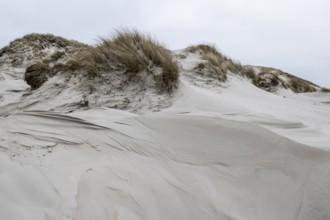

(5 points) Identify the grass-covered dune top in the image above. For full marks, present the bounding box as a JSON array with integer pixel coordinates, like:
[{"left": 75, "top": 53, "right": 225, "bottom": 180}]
[
  {"left": 64, "top": 30, "right": 179, "bottom": 92},
  {"left": 184, "top": 44, "right": 324, "bottom": 93},
  {"left": 4, "top": 33, "right": 86, "bottom": 51},
  {"left": 0, "top": 33, "right": 88, "bottom": 66},
  {"left": 250, "top": 66, "right": 319, "bottom": 93},
  {"left": 1, "top": 31, "right": 327, "bottom": 94},
  {"left": 184, "top": 44, "right": 258, "bottom": 85}
]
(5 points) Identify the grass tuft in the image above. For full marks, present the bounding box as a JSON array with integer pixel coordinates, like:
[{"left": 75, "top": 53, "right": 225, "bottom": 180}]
[{"left": 65, "top": 29, "right": 179, "bottom": 92}]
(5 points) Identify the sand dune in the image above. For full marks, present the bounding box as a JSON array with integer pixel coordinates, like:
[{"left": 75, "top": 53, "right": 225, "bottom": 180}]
[{"left": 1, "top": 41, "right": 330, "bottom": 219}]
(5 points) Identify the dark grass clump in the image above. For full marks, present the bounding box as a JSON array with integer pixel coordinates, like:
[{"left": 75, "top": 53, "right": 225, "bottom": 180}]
[
  {"left": 288, "top": 77, "right": 317, "bottom": 93},
  {"left": 24, "top": 62, "right": 50, "bottom": 90},
  {"left": 321, "top": 87, "right": 330, "bottom": 92},
  {"left": 253, "top": 71, "right": 287, "bottom": 92}
]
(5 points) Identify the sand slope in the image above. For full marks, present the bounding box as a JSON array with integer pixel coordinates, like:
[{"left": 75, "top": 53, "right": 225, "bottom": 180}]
[{"left": 0, "top": 107, "right": 329, "bottom": 220}]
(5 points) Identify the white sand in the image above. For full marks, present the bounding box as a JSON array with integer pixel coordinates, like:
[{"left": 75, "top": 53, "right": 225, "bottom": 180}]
[{"left": 1, "top": 53, "right": 330, "bottom": 220}]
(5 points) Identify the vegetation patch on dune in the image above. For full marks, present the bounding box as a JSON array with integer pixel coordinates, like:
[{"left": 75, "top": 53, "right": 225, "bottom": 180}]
[
  {"left": 288, "top": 77, "right": 317, "bottom": 93},
  {"left": 0, "top": 33, "right": 88, "bottom": 66},
  {"left": 186, "top": 44, "right": 235, "bottom": 81},
  {"left": 185, "top": 44, "right": 256, "bottom": 82},
  {"left": 184, "top": 45, "right": 319, "bottom": 93},
  {"left": 252, "top": 71, "right": 287, "bottom": 92},
  {"left": 3, "top": 32, "right": 323, "bottom": 94},
  {"left": 64, "top": 30, "right": 179, "bottom": 92},
  {"left": 250, "top": 66, "right": 319, "bottom": 93},
  {"left": 23, "top": 30, "right": 179, "bottom": 92}
]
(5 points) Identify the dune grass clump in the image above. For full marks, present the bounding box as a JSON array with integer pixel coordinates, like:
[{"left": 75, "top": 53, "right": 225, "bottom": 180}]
[
  {"left": 241, "top": 66, "right": 257, "bottom": 81},
  {"left": 253, "top": 71, "right": 287, "bottom": 92},
  {"left": 187, "top": 45, "right": 228, "bottom": 81},
  {"left": 288, "top": 78, "right": 317, "bottom": 93},
  {"left": 65, "top": 30, "right": 179, "bottom": 92},
  {"left": 186, "top": 44, "right": 247, "bottom": 82}
]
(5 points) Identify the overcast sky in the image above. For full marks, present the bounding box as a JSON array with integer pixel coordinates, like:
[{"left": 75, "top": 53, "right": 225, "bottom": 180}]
[{"left": 1, "top": 0, "right": 329, "bottom": 86}]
